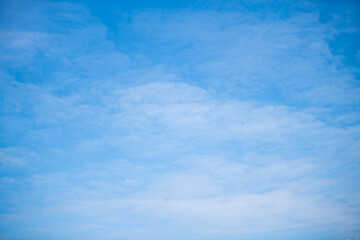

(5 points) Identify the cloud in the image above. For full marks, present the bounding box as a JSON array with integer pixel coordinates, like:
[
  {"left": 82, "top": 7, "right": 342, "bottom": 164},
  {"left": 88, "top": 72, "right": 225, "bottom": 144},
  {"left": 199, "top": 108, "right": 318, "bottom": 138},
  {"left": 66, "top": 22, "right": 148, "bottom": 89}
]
[
  {"left": 120, "top": 8, "right": 360, "bottom": 106},
  {"left": 0, "top": 82, "right": 355, "bottom": 239},
  {"left": 0, "top": 0, "right": 359, "bottom": 239},
  {"left": 0, "top": 147, "right": 37, "bottom": 168}
]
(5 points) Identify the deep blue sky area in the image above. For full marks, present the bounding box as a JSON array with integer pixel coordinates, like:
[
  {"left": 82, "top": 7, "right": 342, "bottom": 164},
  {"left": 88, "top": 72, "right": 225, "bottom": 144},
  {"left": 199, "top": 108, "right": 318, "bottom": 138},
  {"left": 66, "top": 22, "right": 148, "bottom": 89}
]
[{"left": 0, "top": 0, "right": 360, "bottom": 240}]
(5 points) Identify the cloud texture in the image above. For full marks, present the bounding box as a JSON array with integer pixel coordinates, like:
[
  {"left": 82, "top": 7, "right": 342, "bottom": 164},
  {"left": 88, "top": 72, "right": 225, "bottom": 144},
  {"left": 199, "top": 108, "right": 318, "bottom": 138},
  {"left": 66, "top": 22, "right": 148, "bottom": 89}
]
[{"left": 0, "top": 0, "right": 359, "bottom": 239}]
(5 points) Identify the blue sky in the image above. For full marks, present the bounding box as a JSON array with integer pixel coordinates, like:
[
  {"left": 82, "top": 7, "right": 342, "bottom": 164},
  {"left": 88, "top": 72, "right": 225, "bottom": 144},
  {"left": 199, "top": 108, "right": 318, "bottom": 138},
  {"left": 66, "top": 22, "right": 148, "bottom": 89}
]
[{"left": 0, "top": 0, "right": 360, "bottom": 239}]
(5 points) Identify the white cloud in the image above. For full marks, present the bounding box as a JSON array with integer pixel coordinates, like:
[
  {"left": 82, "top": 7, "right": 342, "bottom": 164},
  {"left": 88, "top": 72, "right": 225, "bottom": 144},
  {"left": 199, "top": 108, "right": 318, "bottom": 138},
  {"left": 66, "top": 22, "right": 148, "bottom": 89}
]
[
  {"left": 122, "top": 9, "right": 360, "bottom": 106},
  {"left": 4, "top": 82, "right": 355, "bottom": 237},
  {"left": 0, "top": 1, "right": 359, "bottom": 239},
  {"left": 0, "top": 147, "right": 37, "bottom": 167}
]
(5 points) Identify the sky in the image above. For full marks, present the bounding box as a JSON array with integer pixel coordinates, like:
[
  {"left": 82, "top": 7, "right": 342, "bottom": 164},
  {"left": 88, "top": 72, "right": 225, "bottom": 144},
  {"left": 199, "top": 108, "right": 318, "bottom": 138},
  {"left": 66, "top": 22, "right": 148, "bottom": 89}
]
[{"left": 0, "top": 0, "right": 360, "bottom": 239}]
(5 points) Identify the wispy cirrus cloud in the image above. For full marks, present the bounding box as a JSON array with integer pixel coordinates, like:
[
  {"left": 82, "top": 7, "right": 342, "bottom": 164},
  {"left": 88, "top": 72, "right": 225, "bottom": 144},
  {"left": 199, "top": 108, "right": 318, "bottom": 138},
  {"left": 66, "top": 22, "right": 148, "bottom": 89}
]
[
  {"left": 0, "top": 0, "right": 359, "bottom": 240},
  {"left": 1, "top": 82, "right": 358, "bottom": 239}
]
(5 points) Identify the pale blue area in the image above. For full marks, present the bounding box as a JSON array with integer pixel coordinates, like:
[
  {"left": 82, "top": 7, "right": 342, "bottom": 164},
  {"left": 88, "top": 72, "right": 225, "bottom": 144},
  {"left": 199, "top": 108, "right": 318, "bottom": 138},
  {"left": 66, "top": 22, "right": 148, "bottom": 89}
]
[{"left": 0, "top": 0, "right": 360, "bottom": 239}]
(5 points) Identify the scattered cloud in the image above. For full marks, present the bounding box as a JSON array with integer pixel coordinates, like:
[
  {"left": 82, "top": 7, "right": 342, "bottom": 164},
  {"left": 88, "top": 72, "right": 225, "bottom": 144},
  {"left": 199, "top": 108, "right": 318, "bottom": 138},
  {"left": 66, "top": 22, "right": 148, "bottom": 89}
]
[{"left": 0, "top": 0, "right": 359, "bottom": 239}]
